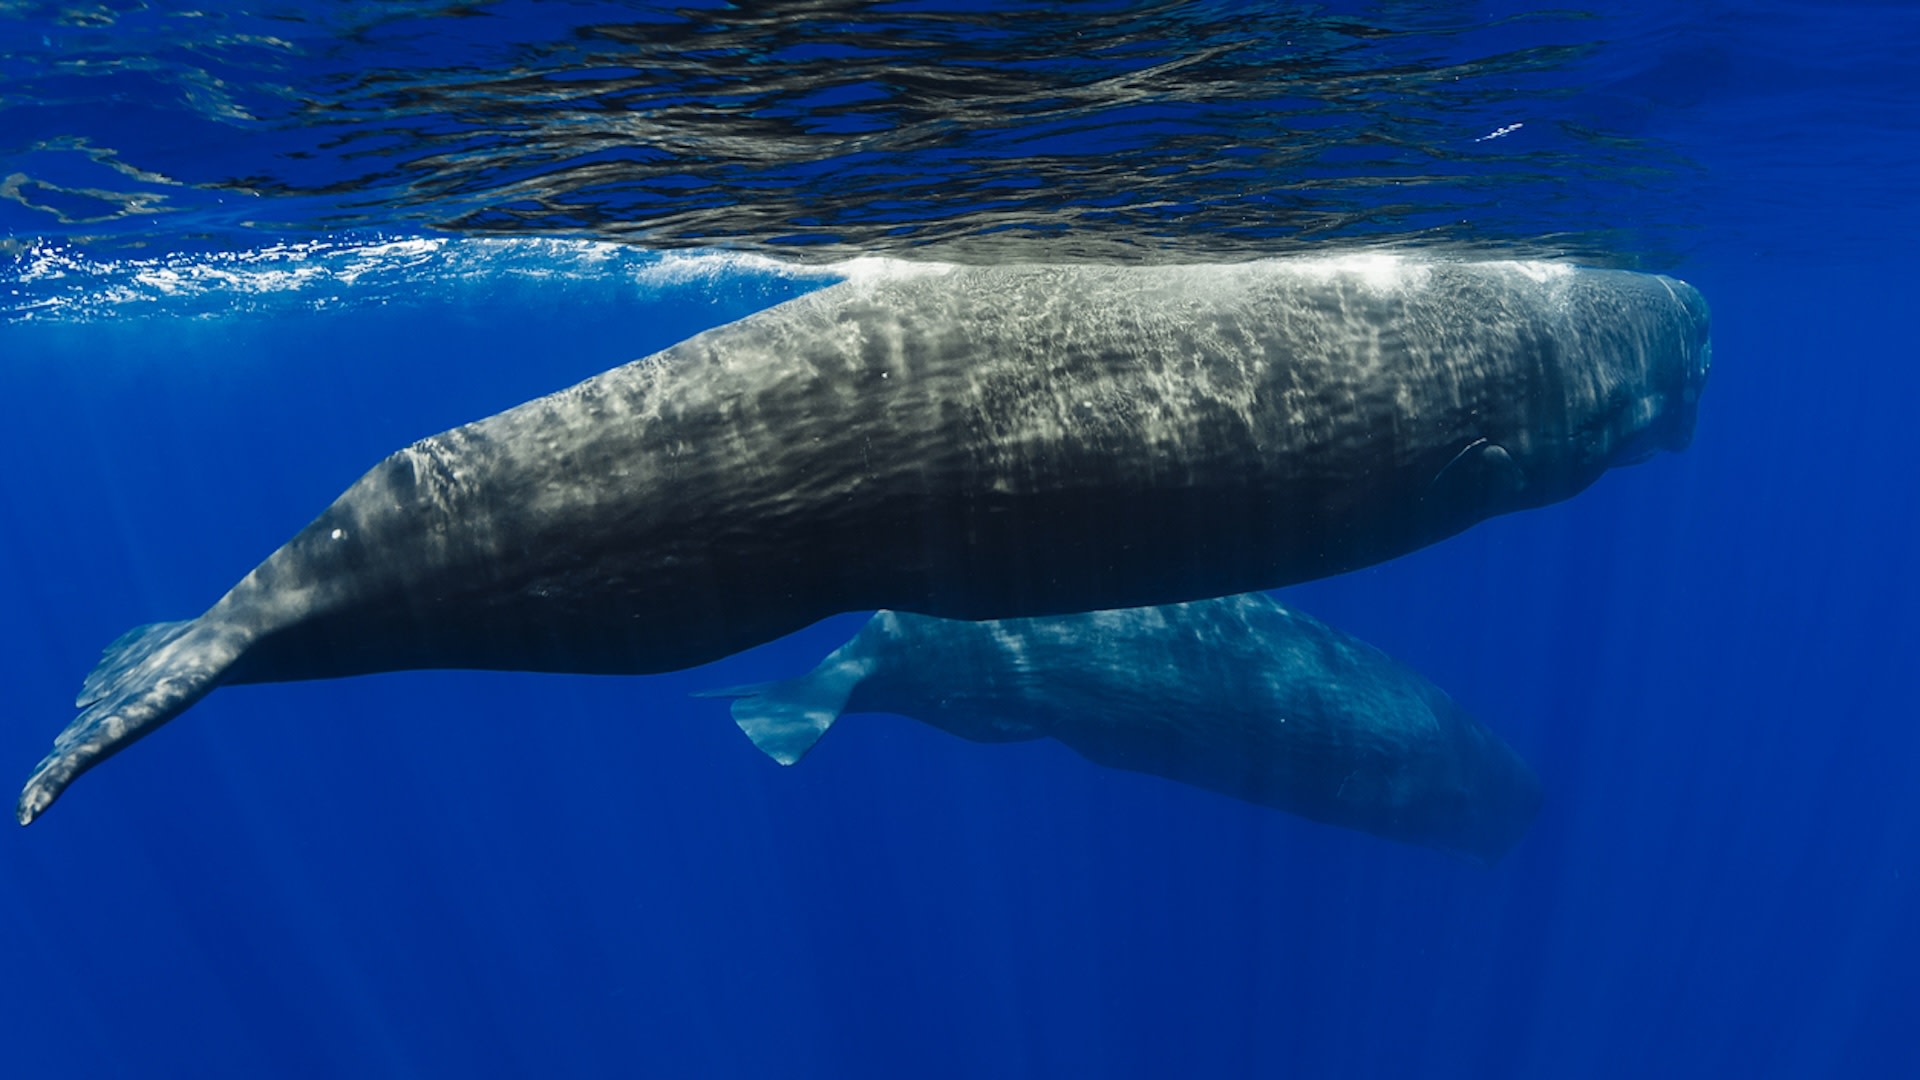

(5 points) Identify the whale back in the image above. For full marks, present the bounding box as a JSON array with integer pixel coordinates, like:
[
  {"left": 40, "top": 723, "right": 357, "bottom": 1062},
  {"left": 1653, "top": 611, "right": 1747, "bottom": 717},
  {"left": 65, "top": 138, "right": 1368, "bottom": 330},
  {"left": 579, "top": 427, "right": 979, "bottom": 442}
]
[{"left": 210, "top": 259, "right": 1711, "bottom": 681}]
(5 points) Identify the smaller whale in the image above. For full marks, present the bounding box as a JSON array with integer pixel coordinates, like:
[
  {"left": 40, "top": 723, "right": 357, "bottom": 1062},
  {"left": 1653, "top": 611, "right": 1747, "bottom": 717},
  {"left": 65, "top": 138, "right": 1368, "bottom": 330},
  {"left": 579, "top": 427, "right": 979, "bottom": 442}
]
[{"left": 701, "top": 593, "right": 1542, "bottom": 863}]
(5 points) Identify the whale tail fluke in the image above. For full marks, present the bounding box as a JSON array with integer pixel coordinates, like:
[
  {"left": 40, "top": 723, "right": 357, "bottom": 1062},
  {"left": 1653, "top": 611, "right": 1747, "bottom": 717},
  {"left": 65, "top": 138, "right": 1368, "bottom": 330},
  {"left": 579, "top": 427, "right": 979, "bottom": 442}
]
[
  {"left": 18, "top": 617, "right": 245, "bottom": 826},
  {"left": 75, "top": 620, "right": 197, "bottom": 707},
  {"left": 693, "top": 654, "right": 871, "bottom": 766}
]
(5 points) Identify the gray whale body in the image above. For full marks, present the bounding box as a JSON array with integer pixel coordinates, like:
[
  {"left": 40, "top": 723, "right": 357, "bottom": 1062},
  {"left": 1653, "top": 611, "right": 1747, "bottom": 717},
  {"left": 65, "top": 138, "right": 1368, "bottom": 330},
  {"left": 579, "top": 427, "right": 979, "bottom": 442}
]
[
  {"left": 703, "top": 592, "right": 1542, "bottom": 863},
  {"left": 18, "top": 256, "right": 1709, "bottom": 823}
]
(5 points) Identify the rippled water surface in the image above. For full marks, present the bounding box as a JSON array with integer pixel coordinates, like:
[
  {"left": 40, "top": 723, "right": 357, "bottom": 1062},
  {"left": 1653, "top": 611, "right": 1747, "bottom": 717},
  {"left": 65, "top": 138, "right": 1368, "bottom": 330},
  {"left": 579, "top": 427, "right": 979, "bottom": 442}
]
[{"left": 9, "top": 0, "right": 1907, "bottom": 272}]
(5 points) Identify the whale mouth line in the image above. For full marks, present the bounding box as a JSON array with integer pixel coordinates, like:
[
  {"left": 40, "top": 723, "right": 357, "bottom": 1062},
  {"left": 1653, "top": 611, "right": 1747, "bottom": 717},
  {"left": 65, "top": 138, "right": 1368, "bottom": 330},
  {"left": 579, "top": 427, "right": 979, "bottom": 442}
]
[
  {"left": 1610, "top": 421, "right": 1679, "bottom": 467},
  {"left": 1432, "top": 437, "right": 1491, "bottom": 481}
]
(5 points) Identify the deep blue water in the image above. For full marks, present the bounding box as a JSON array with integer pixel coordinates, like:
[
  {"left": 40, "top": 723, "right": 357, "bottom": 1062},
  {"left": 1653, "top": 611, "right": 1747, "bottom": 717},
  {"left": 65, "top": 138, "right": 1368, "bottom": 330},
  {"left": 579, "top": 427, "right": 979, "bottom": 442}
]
[{"left": 3, "top": 3, "right": 1918, "bottom": 1078}]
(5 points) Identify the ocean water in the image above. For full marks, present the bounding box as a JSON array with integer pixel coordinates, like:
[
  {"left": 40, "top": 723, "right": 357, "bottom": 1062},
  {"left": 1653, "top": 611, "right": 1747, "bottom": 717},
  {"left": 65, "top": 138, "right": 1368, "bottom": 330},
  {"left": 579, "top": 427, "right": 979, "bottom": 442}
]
[{"left": 2, "top": 3, "right": 1916, "bottom": 1078}]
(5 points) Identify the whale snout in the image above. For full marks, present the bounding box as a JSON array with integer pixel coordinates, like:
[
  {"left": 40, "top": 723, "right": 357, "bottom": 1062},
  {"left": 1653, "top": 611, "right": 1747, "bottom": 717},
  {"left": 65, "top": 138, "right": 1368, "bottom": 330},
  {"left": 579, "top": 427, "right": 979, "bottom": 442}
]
[
  {"left": 1658, "top": 380, "right": 1700, "bottom": 454},
  {"left": 1611, "top": 276, "right": 1711, "bottom": 465},
  {"left": 1662, "top": 278, "right": 1713, "bottom": 453}
]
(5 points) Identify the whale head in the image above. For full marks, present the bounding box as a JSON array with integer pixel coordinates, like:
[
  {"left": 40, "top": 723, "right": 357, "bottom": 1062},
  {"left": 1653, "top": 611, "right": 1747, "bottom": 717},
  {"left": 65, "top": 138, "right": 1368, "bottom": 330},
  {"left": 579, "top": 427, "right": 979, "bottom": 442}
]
[
  {"left": 1468, "top": 269, "right": 1712, "bottom": 514},
  {"left": 1614, "top": 274, "right": 1712, "bottom": 463},
  {"left": 1418, "top": 716, "right": 1546, "bottom": 867},
  {"left": 1584, "top": 271, "right": 1710, "bottom": 470},
  {"left": 1312, "top": 672, "right": 1545, "bottom": 866}
]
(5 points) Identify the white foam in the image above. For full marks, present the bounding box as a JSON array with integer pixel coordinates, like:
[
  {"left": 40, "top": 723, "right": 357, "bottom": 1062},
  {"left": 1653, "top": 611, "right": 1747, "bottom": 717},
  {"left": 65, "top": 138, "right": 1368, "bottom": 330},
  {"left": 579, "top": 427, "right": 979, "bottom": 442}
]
[
  {"left": 1273, "top": 251, "right": 1437, "bottom": 291},
  {"left": 636, "top": 248, "right": 837, "bottom": 286},
  {"left": 1500, "top": 259, "right": 1577, "bottom": 282},
  {"left": 2, "top": 236, "right": 855, "bottom": 322},
  {"left": 1264, "top": 250, "right": 1580, "bottom": 291},
  {"left": 4, "top": 237, "right": 1586, "bottom": 323},
  {"left": 831, "top": 256, "right": 958, "bottom": 282}
]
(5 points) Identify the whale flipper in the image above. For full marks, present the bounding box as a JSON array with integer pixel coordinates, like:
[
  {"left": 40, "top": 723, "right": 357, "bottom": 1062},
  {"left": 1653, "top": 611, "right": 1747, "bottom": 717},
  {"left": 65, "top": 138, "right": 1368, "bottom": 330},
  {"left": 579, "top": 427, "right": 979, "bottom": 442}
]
[
  {"left": 694, "top": 653, "right": 872, "bottom": 766},
  {"left": 18, "top": 618, "right": 246, "bottom": 825}
]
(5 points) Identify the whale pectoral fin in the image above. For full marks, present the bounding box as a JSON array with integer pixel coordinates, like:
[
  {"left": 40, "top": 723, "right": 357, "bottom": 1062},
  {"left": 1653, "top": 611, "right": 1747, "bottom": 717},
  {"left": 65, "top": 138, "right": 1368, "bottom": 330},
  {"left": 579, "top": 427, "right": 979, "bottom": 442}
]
[
  {"left": 1425, "top": 438, "right": 1527, "bottom": 513},
  {"left": 693, "top": 657, "right": 867, "bottom": 766},
  {"left": 19, "top": 617, "right": 245, "bottom": 825}
]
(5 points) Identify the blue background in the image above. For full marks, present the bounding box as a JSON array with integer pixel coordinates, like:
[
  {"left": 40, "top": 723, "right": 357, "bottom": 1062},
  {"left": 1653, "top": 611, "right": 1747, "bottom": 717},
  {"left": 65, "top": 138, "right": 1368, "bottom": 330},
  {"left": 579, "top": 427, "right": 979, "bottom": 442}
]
[{"left": 4, "top": 3, "right": 1919, "bottom": 1078}]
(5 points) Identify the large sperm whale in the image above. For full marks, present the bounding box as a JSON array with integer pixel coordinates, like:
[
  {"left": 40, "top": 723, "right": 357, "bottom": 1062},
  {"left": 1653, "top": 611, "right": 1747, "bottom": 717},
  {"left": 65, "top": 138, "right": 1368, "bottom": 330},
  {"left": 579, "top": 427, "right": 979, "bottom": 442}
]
[{"left": 17, "top": 256, "right": 1710, "bottom": 823}]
